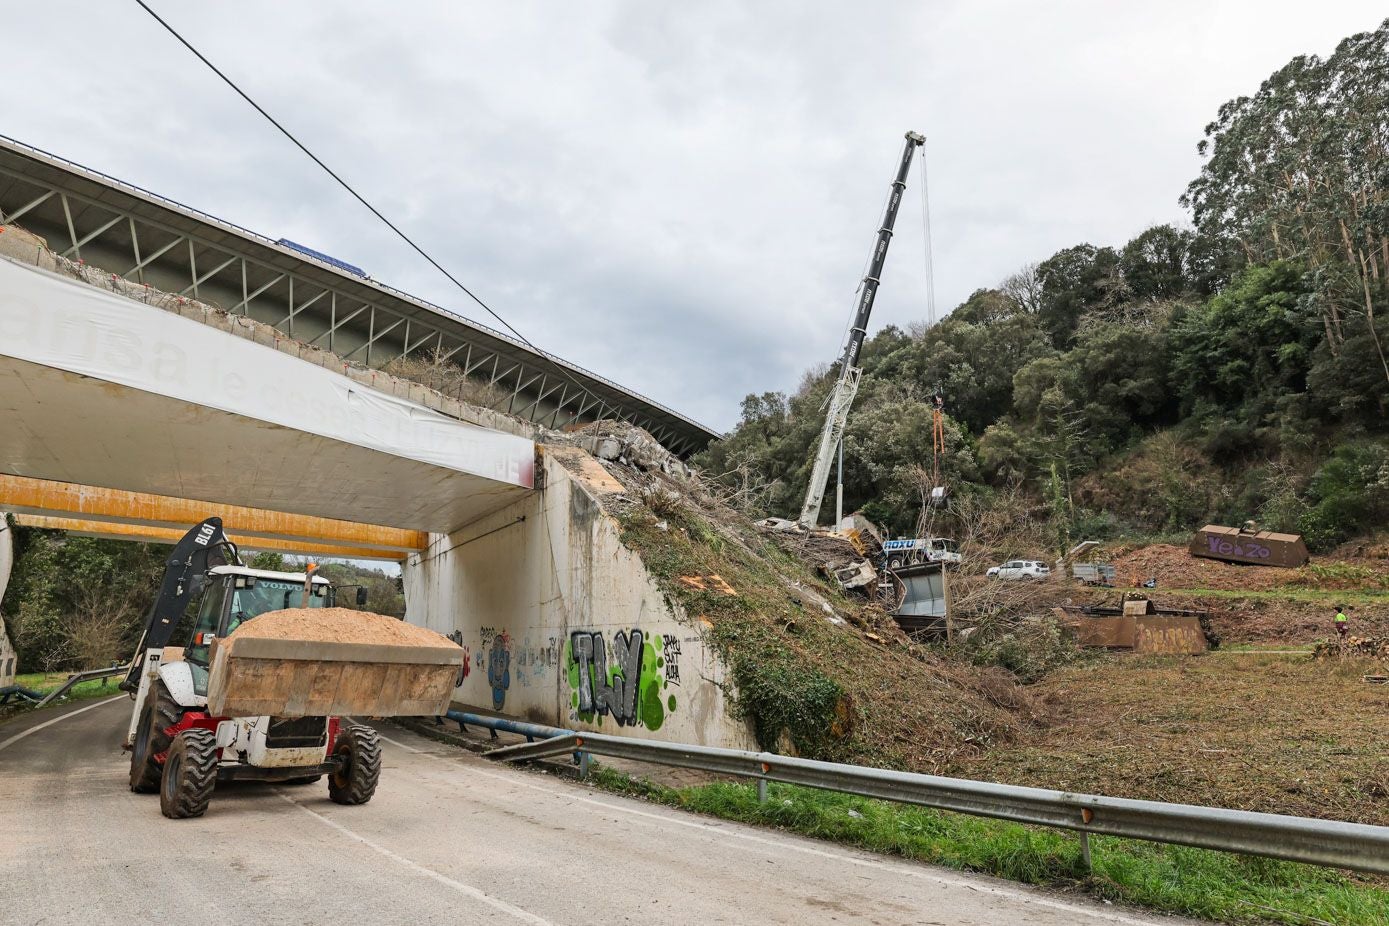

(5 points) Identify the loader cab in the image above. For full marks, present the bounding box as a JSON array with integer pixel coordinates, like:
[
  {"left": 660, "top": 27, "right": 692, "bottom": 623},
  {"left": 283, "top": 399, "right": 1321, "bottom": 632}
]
[{"left": 182, "top": 567, "right": 335, "bottom": 672}]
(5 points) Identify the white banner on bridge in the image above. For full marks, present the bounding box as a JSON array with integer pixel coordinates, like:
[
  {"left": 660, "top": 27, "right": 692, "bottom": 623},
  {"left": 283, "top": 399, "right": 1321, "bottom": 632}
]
[{"left": 0, "top": 257, "right": 535, "bottom": 488}]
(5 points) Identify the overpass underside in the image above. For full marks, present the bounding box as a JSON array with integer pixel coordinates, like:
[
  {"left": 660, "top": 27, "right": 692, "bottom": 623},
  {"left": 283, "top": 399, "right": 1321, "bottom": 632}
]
[
  {"left": 0, "top": 253, "right": 535, "bottom": 559},
  {"left": 0, "top": 248, "right": 749, "bottom": 749}
]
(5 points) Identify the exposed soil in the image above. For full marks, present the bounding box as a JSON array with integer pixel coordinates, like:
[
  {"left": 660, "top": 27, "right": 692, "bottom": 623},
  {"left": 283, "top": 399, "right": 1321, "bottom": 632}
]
[
  {"left": 227, "top": 608, "right": 457, "bottom": 648},
  {"left": 958, "top": 653, "right": 1389, "bottom": 826},
  {"left": 1108, "top": 543, "right": 1296, "bottom": 591}
]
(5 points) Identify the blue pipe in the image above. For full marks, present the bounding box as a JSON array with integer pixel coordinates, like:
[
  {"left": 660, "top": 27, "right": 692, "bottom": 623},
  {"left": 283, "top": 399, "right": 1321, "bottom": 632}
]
[
  {"left": 441, "top": 710, "right": 571, "bottom": 744},
  {"left": 0, "top": 685, "right": 45, "bottom": 704}
]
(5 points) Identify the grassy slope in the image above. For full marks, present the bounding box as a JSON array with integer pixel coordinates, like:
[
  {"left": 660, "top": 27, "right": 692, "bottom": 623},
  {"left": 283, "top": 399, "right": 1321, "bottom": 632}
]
[{"left": 615, "top": 499, "right": 1039, "bottom": 769}]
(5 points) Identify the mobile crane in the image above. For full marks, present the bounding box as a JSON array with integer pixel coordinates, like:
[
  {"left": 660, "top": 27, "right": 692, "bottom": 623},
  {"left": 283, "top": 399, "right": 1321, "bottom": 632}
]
[{"left": 798, "top": 131, "right": 926, "bottom": 528}]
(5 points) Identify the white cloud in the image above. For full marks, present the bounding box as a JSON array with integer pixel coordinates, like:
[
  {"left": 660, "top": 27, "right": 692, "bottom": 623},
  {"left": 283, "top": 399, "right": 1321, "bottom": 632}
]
[{"left": 1, "top": 1, "right": 1382, "bottom": 429}]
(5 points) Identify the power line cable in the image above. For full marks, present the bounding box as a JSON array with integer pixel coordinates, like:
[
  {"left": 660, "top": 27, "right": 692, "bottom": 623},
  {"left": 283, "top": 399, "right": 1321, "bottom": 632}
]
[{"left": 131, "top": 0, "right": 594, "bottom": 409}]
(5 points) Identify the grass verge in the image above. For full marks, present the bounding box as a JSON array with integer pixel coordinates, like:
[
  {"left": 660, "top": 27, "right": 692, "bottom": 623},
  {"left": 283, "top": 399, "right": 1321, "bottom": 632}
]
[{"left": 588, "top": 765, "right": 1389, "bottom": 925}]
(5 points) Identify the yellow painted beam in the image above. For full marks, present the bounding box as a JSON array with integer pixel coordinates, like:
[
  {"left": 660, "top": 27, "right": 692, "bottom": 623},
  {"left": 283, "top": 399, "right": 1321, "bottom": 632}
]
[
  {"left": 0, "top": 474, "right": 426, "bottom": 552},
  {"left": 13, "top": 514, "right": 407, "bottom": 563}
]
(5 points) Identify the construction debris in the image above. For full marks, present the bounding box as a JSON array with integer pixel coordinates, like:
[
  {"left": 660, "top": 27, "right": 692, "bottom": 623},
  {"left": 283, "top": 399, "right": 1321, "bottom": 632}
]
[
  {"left": 819, "top": 558, "right": 878, "bottom": 593},
  {"left": 1312, "top": 635, "right": 1389, "bottom": 661}
]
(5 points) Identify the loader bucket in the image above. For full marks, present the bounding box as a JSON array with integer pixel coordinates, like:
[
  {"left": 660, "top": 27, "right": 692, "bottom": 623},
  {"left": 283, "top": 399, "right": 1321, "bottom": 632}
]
[
  {"left": 1189, "top": 525, "right": 1309, "bottom": 568},
  {"left": 206, "top": 608, "right": 464, "bottom": 718}
]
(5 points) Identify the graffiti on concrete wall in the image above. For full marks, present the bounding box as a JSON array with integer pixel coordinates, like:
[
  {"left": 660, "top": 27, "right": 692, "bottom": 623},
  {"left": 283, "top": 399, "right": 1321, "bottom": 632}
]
[
  {"left": 485, "top": 630, "right": 511, "bottom": 710},
  {"left": 514, "top": 636, "right": 560, "bottom": 685},
  {"left": 565, "top": 629, "right": 682, "bottom": 730},
  {"left": 445, "top": 630, "right": 471, "bottom": 687},
  {"left": 661, "top": 634, "right": 681, "bottom": 686}
]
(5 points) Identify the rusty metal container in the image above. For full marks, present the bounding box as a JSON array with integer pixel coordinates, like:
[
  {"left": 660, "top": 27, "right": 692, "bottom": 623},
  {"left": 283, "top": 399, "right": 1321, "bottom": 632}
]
[
  {"left": 1189, "top": 525, "right": 1309, "bottom": 568},
  {"left": 1055, "top": 601, "right": 1212, "bottom": 655}
]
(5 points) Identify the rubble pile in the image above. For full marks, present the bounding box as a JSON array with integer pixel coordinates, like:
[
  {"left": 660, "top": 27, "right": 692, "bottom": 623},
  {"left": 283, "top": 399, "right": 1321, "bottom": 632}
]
[{"left": 1312, "top": 635, "right": 1389, "bottom": 662}]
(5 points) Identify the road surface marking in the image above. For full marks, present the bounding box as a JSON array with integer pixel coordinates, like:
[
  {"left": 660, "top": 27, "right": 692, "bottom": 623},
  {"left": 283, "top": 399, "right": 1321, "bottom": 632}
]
[
  {"left": 378, "top": 733, "right": 1157, "bottom": 926},
  {"left": 276, "top": 790, "right": 556, "bottom": 926},
  {"left": 0, "top": 695, "right": 125, "bottom": 753}
]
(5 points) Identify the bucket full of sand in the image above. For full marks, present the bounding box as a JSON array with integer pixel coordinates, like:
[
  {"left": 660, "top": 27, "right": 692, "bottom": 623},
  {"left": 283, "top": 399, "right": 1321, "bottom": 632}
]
[{"left": 206, "top": 608, "right": 464, "bottom": 718}]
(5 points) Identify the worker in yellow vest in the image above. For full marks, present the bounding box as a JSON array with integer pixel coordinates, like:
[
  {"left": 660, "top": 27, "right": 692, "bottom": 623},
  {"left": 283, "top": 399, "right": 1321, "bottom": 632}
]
[{"left": 1335, "top": 605, "right": 1348, "bottom": 639}]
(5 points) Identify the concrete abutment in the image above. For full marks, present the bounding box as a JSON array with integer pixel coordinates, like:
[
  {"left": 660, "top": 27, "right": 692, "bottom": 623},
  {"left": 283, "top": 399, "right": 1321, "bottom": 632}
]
[{"left": 403, "top": 449, "right": 755, "bottom": 749}]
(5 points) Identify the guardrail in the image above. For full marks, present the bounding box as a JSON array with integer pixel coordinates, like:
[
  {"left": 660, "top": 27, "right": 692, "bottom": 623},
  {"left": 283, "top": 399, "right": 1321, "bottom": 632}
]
[
  {"left": 33, "top": 665, "right": 128, "bottom": 709},
  {"left": 486, "top": 731, "right": 1389, "bottom": 875}
]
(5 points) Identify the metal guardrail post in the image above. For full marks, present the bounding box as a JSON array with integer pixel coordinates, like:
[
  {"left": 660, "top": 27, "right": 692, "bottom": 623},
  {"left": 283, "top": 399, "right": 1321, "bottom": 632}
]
[
  {"left": 577, "top": 751, "right": 590, "bottom": 780},
  {"left": 33, "top": 664, "right": 129, "bottom": 709},
  {"left": 1079, "top": 832, "right": 1092, "bottom": 872},
  {"left": 757, "top": 779, "right": 768, "bottom": 805}
]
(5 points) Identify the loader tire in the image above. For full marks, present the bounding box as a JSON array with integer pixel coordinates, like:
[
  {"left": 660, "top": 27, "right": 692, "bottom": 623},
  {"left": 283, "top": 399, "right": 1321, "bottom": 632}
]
[
  {"left": 129, "top": 680, "right": 184, "bottom": 793},
  {"left": 328, "top": 722, "right": 381, "bottom": 806},
  {"left": 160, "top": 728, "right": 218, "bottom": 819}
]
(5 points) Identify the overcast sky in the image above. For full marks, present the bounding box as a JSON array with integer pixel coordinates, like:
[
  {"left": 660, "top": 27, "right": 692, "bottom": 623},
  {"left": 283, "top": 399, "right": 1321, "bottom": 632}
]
[{"left": 4, "top": 2, "right": 1384, "bottom": 430}]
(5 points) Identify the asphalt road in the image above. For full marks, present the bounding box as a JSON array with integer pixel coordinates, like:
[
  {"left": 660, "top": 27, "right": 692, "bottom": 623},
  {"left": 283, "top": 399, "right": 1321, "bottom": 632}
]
[{"left": 0, "top": 697, "right": 1186, "bottom": 926}]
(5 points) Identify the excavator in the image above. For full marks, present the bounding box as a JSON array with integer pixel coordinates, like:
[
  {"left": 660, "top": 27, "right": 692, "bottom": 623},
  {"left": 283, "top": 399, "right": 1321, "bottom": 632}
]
[{"left": 121, "top": 517, "right": 459, "bottom": 819}]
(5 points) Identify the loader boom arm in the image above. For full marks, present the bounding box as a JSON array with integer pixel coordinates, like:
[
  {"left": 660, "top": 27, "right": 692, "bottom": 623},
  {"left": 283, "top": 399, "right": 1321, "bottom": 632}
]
[{"left": 119, "top": 517, "right": 237, "bottom": 691}]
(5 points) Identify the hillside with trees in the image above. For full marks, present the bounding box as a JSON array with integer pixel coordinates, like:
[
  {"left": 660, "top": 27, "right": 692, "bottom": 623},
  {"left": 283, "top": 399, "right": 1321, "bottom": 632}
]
[{"left": 697, "top": 19, "right": 1389, "bottom": 553}]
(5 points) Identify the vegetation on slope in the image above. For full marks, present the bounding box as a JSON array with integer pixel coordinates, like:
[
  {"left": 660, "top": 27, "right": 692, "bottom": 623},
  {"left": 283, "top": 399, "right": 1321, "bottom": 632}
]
[{"left": 697, "top": 19, "right": 1389, "bottom": 554}]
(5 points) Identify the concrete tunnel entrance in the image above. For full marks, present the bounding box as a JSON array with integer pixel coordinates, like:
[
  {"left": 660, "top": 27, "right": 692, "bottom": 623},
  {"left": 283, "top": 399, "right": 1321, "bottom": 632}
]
[{"left": 0, "top": 249, "right": 750, "bottom": 747}]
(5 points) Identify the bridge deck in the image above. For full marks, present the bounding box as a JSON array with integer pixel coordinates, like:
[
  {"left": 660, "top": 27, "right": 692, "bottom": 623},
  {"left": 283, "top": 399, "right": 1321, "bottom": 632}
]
[{"left": 0, "top": 255, "right": 533, "bottom": 534}]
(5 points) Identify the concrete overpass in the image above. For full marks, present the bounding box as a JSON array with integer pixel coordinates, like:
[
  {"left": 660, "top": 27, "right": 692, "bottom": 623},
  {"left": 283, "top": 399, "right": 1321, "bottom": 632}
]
[
  {"left": 0, "top": 134, "right": 720, "bottom": 457},
  {"left": 0, "top": 242, "right": 749, "bottom": 750},
  {"left": 0, "top": 249, "right": 533, "bottom": 555}
]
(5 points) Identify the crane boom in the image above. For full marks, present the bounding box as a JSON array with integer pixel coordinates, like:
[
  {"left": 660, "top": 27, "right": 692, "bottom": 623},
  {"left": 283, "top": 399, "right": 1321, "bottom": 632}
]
[{"left": 798, "top": 130, "right": 925, "bottom": 528}]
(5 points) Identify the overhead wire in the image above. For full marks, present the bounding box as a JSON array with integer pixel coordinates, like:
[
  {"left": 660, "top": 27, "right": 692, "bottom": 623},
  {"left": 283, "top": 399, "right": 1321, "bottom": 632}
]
[{"left": 131, "top": 0, "right": 596, "bottom": 412}]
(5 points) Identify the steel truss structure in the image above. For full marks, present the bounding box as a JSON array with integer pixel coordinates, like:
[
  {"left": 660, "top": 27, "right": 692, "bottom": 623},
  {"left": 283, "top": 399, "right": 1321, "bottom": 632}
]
[{"left": 0, "top": 135, "right": 719, "bottom": 457}]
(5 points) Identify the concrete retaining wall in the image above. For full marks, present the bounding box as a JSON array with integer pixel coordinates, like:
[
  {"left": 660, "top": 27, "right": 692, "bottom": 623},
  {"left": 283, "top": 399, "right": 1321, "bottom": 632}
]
[{"left": 402, "top": 449, "right": 754, "bottom": 748}]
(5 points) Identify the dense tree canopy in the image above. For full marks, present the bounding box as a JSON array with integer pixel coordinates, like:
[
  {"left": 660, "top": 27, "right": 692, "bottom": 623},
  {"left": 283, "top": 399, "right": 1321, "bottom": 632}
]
[{"left": 698, "top": 18, "right": 1389, "bottom": 548}]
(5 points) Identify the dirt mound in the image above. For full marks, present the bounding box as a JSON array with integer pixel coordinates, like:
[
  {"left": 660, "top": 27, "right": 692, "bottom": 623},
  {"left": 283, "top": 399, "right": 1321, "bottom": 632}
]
[
  {"left": 1108, "top": 544, "right": 1292, "bottom": 591},
  {"left": 228, "top": 608, "right": 455, "bottom": 648}
]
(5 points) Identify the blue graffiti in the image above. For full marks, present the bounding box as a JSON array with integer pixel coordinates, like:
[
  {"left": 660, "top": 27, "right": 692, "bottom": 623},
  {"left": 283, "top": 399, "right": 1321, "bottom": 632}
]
[{"left": 487, "top": 633, "right": 511, "bottom": 710}]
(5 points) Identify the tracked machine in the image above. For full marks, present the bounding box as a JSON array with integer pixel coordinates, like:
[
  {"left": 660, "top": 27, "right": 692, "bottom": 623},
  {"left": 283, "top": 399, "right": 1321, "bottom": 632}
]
[{"left": 121, "top": 518, "right": 462, "bottom": 819}]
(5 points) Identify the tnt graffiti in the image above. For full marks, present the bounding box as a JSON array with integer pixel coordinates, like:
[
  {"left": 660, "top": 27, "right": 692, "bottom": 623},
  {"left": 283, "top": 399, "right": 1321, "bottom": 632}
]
[
  {"left": 486, "top": 632, "right": 511, "bottom": 710},
  {"left": 566, "top": 630, "right": 678, "bottom": 730}
]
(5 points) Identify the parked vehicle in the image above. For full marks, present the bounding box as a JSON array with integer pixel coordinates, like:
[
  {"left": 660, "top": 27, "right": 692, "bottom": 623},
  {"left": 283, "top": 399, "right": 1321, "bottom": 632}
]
[
  {"left": 1071, "top": 562, "right": 1116, "bottom": 586},
  {"left": 882, "top": 537, "right": 961, "bottom": 570},
  {"left": 987, "top": 560, "right": 1050, "bottom": 580}
]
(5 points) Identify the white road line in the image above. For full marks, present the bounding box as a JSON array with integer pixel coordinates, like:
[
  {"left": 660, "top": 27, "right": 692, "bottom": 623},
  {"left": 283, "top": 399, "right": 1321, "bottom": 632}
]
[
  {"left": 276, "top": 791, "right": 556, "bottom": 926},
  {"left": 0, "top": 694, "right": 126, "bottom": 753},
  {"left": 379, "top": 732, "right": 1162, "bottom": 926}
]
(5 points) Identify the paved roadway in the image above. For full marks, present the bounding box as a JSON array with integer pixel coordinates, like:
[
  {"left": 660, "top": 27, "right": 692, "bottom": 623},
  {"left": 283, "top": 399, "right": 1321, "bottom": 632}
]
[{"left": 0, "top": 697, "right": 1187, "bottom": 926}]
